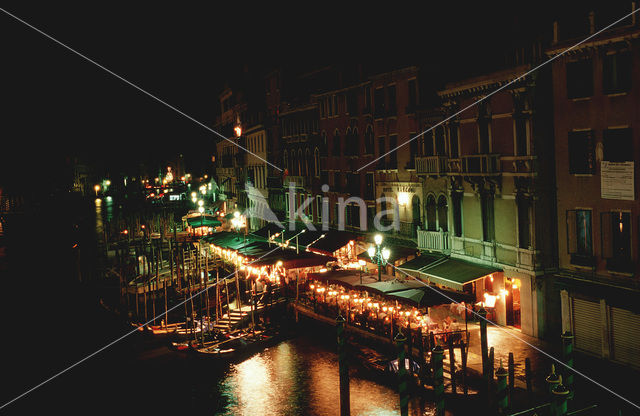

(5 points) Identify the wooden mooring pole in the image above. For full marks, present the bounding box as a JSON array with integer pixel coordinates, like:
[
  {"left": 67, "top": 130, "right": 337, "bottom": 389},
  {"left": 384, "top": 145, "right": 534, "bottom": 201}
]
[{"left": 337, "top": 315, "right": 350, "bottom": 416}]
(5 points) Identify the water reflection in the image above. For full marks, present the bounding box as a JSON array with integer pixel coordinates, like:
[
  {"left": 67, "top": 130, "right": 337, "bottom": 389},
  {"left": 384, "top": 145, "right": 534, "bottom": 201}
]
[
  {"left": 216, "top": 337, "right": 435, "bottom": 416},
  {"left": 95, "top": 198, "right": 103, "bottom": 239}
]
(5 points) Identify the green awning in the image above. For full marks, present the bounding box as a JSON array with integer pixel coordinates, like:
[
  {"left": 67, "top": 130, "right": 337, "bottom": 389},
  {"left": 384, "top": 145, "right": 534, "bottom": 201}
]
[
  {"left": 397, "top": 253, "right": 445, "bottom": 271},
  {"left": 187, "top": 217, "right": 221, "bottom": 228},
  {"left": 201, "top": 231, "right": 258, "bottom": 250},
  {"left": 355, "top": 279, "right": 424, "bottom": 295},
  {"left": 357, "top": 245, "right": 419, "bottom": 265},
  {"left": 420, "top": 258, "right": 501, "bottom": 291},
  {"left": 387, "top": 288, "right": 426, "bottom": 306},
  {"left": 387, "top": 286, "right": 476, "bottom": 307}
]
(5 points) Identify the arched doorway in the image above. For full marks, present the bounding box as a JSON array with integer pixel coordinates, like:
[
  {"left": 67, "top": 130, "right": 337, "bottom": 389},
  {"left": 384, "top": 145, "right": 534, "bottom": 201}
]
[
  {"left": 426, "top": 195, "right": 437, "bottom": 231},
  {"left": 412, "top": 195, "right": 421, "bottom": 238},
  {"left": 437, "top": 195, "right": 448, "bottom": 232}
]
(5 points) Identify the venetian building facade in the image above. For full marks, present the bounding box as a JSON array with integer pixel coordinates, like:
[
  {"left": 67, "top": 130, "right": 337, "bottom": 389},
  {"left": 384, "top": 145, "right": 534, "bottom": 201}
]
[
  {"left": 416, "top": 62, "right": 556, "bottom": 338},
  {"left": 372, "top": 66, "right": 423, "bottom": 241},
  {"left": 548, "top": 8, "right": 640, "bottom": 366}
]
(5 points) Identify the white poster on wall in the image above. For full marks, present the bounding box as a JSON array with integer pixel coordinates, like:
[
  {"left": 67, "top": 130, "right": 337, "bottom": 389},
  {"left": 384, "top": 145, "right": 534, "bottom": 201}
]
[{"left": 601, "top": 161, "right": 634, "bottom": 200}]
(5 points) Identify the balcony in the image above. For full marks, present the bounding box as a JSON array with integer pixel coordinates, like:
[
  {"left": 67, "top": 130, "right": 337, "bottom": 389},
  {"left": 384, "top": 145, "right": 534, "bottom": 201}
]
[
  {"left": 267, "top": 176, "right": 282, "bottom": 189},
  {"left": 447, "top": 158, "right": 463, "bottom": 174},
  {"left": 221, "top": 154, "right": 233, "bottom": 168},
  {"left": 416, "top": 156, "right": 448, "bottom": 176},
  {"left": 417, "top": 228, "right": 450, "bottom": 252},
  {"left": 285, "top": 176, "right": 307, "bottom": 188},
  {"left": 461, "top": 154, "right": 501, "bottom": 175},
  {"left": 500, "top": 155, "right": 537, "bottom": 176}
]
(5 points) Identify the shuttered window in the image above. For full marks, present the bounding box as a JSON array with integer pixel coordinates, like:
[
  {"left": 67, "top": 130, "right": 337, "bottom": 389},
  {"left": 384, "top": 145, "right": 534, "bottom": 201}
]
[
  {"left": 603, "top": 52, "right": 632, "bottom": 95},
  {"left": 603, "top": 128, "right": 633, "bottom": 162},
  {"left": 602, "top": 212, "right": 632, "bottom": 273},
  {"left": 567, "top": 59, "right": 593, "bottom": 98},
  {"left": 567, "top": 209, "right": 594, "bottom": 266},
  {"left": 568, "top": 130, "right": 595, "bottom": 174}
]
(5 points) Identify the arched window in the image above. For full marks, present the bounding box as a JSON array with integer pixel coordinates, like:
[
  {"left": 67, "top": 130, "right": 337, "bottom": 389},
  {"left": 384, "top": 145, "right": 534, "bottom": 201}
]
[
  {"left": 435, "top": 125, "right": 446, "bottom": 155},
  {"left": 305, "top": 149, "right": 311, "bottom": 176},
  {"left": 314, "top": 148, "right": 320, "bottom": 177},
  {"left": 290, "top": 150, "right": 295, "bottom": 174},
  {"left": 380, "top": 193, "right": 387, "bottom": 222},
  {"left": 412, "top": 195, "right": 421, "bottom": 224},
  {"left": 298, "top": 149, "right": 303, "bottom": 176},
  {"left": 350, "top": 127, "right": 359, "bottom": 155},
  {"left": 321, "top": 131, "right": 328, "bottom": 156},
  {"left": 283, "top": 151, "right": 288, "bottom": 173},
  {"left": 426, "top": 195, "right": 437, "bottom": 231},
  {"left": 345, "top": 128, "right": 352, "bottom": 155},
  {"left": 333, "top": 129, "right": 341, "bottom": 156},
  {"left": 365, "top": 125, "right": 374, "bottom": 154},
  {"left": 437, "top": 195, "right": 448, "bottom": 232}
]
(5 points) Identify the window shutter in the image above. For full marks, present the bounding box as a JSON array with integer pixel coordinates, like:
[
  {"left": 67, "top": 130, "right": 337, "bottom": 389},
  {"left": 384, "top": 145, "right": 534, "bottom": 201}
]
[
  {"left": 601, "top": 212, "right": 613, "bottom": 259},
  {"left": 567, "top": 210, "right": 577, "bottom": 254}
]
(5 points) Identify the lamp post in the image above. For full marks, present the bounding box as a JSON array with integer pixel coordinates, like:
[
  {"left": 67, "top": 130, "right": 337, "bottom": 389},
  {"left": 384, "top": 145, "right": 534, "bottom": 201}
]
[
  {"left": 358, "top": 259, "right": 366, "bottom": 285},
  {"left": 368, "top": 233, "right": 390, "bottom": 282}
]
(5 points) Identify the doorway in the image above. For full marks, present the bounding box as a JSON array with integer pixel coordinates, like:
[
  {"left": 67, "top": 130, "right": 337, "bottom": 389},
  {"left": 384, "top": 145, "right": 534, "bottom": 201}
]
[{"left": 505, "top": 277, "right": 521, "bottom": 328}]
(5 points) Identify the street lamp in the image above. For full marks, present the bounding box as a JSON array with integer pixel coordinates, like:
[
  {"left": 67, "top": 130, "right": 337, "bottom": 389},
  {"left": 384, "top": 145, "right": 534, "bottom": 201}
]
[
  {"left": 368, "top": 233, "right": 390, "bottom": 282},
  {"left": 358, "top": 259, "right": 366, "bottom": 284},
  {"left": 94, "top": 184, "right": 100, "bottom": 196}
]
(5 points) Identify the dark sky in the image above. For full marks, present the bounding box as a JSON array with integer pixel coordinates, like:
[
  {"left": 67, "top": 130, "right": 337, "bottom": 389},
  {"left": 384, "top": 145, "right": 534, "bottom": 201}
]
[{"left": 0, "top": 2, "right": 589, "bottom": 191}]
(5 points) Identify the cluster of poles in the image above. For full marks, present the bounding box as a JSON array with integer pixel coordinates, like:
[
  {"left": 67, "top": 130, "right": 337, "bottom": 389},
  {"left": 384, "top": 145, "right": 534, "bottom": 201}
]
[
  {"left": 334, "top": 306, "right": 601, "bottom": 416},
  {"left": 108, "top": 223, "right": 267, "bottom": 345}
]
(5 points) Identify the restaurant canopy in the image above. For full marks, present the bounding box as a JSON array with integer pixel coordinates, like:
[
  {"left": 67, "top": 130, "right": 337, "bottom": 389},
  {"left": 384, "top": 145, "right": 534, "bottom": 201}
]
[
  {"left": 307, "top": 269, "right": 379, "bottom": 289},
  {"left": 386, "top": 285, "right": 476, "bottom": 307},
  {"left": 252, "top": 223, "right": 357, "bottom": 255},
  {"left": 397, "top": 253, "right": 446, "bottom": 277},
  {"left": 355, "top": 279, "right": 425, "bottom": 295},
  {"left": 201, "top": 231, "right": 259, "bottom": 251},
  {"left": 307, "top": 230, "right": 357, "bottom": 255},
  {"left": 420, "top": 258, "right": 501, "bottom": 291},
  {"left": 250, "top": 248, "right": 335, "bottom": 269},
  {"left": 357, "top": 245, "right": 419, "bottom": 265},
  {"left": 186, "top": 216, "right": 222, "bottom": 228}
]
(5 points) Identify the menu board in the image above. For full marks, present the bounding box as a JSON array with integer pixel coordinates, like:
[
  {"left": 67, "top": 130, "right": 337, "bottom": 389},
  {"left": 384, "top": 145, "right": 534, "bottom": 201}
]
[{"left": 601, "top": 161, "right": 634, "bottom": 200}]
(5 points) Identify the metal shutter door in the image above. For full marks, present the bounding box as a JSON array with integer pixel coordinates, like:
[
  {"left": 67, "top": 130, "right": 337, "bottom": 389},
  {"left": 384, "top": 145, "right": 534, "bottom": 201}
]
[
  {"left": 610, "top": 307, "right": 640, "bottom": 368},
  {"left": 572, "top": 298, "right": 602, "bottom": 356}
]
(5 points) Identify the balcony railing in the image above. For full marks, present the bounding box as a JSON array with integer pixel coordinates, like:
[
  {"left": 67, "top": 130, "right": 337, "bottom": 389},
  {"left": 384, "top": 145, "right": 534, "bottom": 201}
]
[
  {"left": 500, "top": 155, "right": 537, "bottom": 175},
  {"left": 447, "top": 158, "right": 463, "bottom": 174},
  {"left": 285, "top": 176, "right": 307, "bottom": 188},
  {"left": 416, "top": 156, "right": 448, "bottom": 176},
  {"left": 417, "top": 228, "right": 450, "bottom": 252},
  {"left": 461, "top": 154, "right": 501, "bottom": 175}
]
